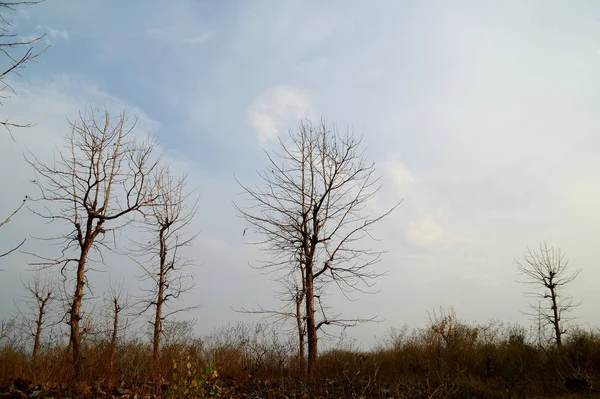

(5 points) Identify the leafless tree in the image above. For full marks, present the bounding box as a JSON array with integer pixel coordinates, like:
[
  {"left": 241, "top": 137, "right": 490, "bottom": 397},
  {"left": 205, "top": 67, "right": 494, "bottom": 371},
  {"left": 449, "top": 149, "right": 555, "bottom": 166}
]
[
  {"left": 102, "top": 277, "right": 131, "bottom": 385},
  {"left": 235, "top": 119, "right": 399, "bottom": 377},
  {"left": 241, "top": 267, "right": 309, "bottom": 362},
  {"left": 19, "top": 271, "right": 56, "bottom": 363},
  {"left": 516, "top": 242, "right": 581, "bottom": 348},
  {"left": 26, "top": 109, "right": 160, "bottom": 376},
  {"left": 0, "top": 1, "right": 48, "bottom": 138},
  {"left": 0, "top": 315, "right": 26, "bottom": 351},
  {"left": 132, "top": 167, "right": 199, "bottom": 369},
  {"left": 287, "top": 269, "right": 306, "bottom": 362}
]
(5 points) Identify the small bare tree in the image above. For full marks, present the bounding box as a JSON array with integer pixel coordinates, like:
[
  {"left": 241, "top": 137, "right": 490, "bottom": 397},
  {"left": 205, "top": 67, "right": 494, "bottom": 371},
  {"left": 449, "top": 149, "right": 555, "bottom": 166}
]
[
  {"left": 287, "top": 269, "right": 306, "bottom": 362},
  {"left": 102, "top": 277, "right": 131, "bottom": 385},
  {"left": 27, "top": 109, "right": 160, "bottom": 376},
  {"left": 133, "top": 167, "right": 199, "bottom": 368},
  {"left": 516, "top": 242, "right": 581, "bottom": 348},
  {"left": 19, "top": 270, "right": 56, "bottom": 363},
  {"left": 241, "top": 267, "right": 309, "bottom": 362},
  {"left": 235, "top": 119, "right": 399, "bottom": 377},
  {"left": 0, "top": 1, "right": 48, "bottom": 137}
]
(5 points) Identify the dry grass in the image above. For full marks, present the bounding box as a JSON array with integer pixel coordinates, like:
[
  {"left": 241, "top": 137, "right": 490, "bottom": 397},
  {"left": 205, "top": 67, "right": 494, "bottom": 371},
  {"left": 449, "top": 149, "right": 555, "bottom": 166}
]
[{"left": 1, "top": 314, "right": 599, "bottom": 398}]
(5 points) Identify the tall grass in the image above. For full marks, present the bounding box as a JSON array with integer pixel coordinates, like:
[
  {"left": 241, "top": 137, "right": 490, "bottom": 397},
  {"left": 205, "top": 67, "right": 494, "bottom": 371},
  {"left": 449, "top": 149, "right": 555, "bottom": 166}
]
[{"left": 0, "top": 313, "right": 598, "bottom": 398}]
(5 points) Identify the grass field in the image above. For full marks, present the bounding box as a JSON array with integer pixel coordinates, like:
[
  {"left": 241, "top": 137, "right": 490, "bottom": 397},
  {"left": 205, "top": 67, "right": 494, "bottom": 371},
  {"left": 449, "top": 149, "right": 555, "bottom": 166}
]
[{"left": 1, "top": 314, "right": 599, "bottom": 398}]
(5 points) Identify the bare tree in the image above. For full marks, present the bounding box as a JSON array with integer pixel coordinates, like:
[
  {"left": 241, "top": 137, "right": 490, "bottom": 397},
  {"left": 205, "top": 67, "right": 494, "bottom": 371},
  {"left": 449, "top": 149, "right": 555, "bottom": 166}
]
[
  {"left": 0, "top": 315, "right": 26, "bottom": 351},
  {"left": 133, "top": 167, "right": 199, "bottom": 369},
  {"left": 26, "top": 109, "right": 160, "bottom": 376},
  {"left": 236, "top": 270, "right": 311, "bottom": 367},
  {"left": 241, "top": 267, "right": 308, "bottom": 362},
  {"left": 287, "top": 269, "right": 306, "bottom": 362},
  {"left": 0, "top": 1, "right": 48, "bottom": 138},
  {"left": 18, "top": 270, "right": 56, "bottom": 363},
  {"left": 516, "top": 242, "right": 581, "bottom": 348},
  {"left": 102, "top": 277, "right": 131, "bottom": 385},
  {"left": 235, "top": 119, "right": 399, "bottom": 377}
]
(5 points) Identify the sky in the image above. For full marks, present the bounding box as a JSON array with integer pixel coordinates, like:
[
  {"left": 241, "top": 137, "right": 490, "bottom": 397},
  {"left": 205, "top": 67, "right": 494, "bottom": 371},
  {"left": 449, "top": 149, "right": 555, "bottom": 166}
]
[{"left": 0, "top": 0, "right": 599, "bottom": 349}]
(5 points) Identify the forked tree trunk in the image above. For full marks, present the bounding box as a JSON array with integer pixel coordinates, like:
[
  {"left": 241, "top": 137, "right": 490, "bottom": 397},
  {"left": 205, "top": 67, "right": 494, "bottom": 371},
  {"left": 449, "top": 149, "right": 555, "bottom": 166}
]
[
  {"left": 152, "top": 294, "right": 163, "bottom": 366},
  {"left": 70, "top": 216, "right": 100, "bottom": 377},
  {"left": 305, "top": 268, "right": 317, "bottom": 378},
  {"left": 70, "top": 242, "right": 91, "bottom": 376},
  {"left": 549, "top": 281, "right": 562, "bottom": 347},
  {"left": 32, "top": 294, "right": 50, "bottom": 364},
  {"left": 152, "top": 227, "right": 168, "bottom": 367}
]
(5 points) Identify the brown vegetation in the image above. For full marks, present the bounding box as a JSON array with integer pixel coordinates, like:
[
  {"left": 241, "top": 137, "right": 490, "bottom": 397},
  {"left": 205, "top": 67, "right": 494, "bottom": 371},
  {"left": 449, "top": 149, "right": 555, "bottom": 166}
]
[{"left": 1, "top": 312, "right": 598, "bottom": 398}]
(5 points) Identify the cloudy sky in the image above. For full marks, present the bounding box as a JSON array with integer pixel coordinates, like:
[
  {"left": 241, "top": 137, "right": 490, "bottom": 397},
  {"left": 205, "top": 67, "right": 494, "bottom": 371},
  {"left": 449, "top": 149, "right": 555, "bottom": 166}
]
[{"left": 1, "top": 0, "right": 599, "bottom": 348}]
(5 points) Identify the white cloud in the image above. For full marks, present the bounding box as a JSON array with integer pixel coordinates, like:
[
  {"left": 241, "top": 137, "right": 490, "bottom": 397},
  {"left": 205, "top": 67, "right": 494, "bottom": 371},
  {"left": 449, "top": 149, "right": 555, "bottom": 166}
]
[
  {"left": 405, "top": 214, "right": 464, "bottom": 250},
  {"left": 387, "top": 160, "right": 414, "bottom": 189},
  {"left": 187, "top": 30, "right": 214, "bottom": 45},
  {"left": 247, "top": 86, "right": 316, "bottom": 143},
  {"left": 37, "top": 24, "right": 69, "bottom": 43}
]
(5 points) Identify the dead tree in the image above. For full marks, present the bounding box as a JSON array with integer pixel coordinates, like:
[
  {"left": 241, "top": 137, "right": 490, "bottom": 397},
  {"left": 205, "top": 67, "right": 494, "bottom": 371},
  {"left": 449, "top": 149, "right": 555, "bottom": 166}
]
[
  {"left": 237, "top": 267, "right": 309, "bottom": 363},
  {"left": 288, "top": 269, "right": 306, "bottom": 362},
  {"left": 516, "top": 242, "right": 581, "bottom": 348},
  {"left": 19, "top": 270, "right": 56, "bottom": 363},
  {"left": 0, "top": 1, "right": 48, "bottom": 138},
  {"left": 102, "top": 277, "right": 131, "bottom": 385},
  {"left": 235, "top": 119, "right": 399, "bottom": 377},
  {"left": 133, "top": 167, "right": 199, "bottom": 369},
  {"left": 27, "top": 109, "right": 160, "bottom": 376}
]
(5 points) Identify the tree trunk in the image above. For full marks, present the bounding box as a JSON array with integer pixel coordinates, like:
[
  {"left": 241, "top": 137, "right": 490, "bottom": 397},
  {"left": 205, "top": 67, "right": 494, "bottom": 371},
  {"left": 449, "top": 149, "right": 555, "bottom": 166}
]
[
  {"left": 70, "top": 227, "right": 93, "bottom": 378},
  {"left": 305, "top": 267, "right": 317, "bottom": 379},
  {"left": 108, "top": 298, "right": 119, "bottom": 383},
  {"left": 32, "top": 298, "right": 47, "bottom": 364},
  {"left": 296, "top": 289, "right": 305, "bottom": 363},
  {"left": 153, "top": 227, "right": 167, "bottom": 367},
  {"left": 152, "top": 296, "right": 162, "bottom": 366},
  {"left": 70, "top": 259, "right": 86, "bottom": 376},
  {"left": 550, "top": 284, "right": 562, "bottom": 347}
]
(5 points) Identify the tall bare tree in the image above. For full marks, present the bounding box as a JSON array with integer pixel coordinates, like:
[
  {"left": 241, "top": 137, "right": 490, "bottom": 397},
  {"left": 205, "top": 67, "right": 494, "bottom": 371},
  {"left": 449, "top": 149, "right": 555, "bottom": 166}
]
[
  {"left": 133, "top": 167, "right": 199, "bottom": 369},
  {"left": 235, "top": 119, "right": 399, "bottom": 377},
  {"left": 0, "top": 1, "right": 48, "bottom": 138},
  {"left": 19, "top": 270, "right": 56, "bottom": 363},
  {"left": 27, "top": 109, "right": 159, "bottom": 376},
  {"left": 516, "top": 242, "right": 581, "bottom": 348}
]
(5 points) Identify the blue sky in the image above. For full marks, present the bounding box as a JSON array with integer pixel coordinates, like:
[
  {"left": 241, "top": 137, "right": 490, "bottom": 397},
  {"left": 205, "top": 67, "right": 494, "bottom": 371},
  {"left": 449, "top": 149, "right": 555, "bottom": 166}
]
[{"left": 1, "top": 0, "right": 599, "bottom": 347}]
